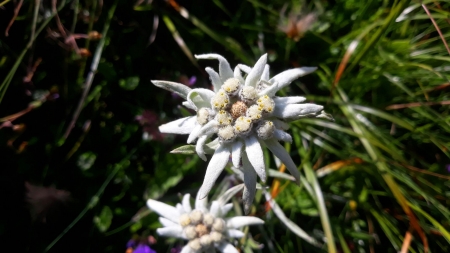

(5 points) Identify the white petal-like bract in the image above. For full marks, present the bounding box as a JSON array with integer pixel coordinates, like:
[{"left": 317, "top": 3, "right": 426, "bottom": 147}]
[
  {"left": 217, "top": 242, "right": 239, "bottom": 253},
  {"left": 159, "top": 116, "right": 197, "bottom": 134},
  {"left": 244, "top": 135, "right": 266, "bottom": 182},
  {"left": 273, "top": 103, "right": 324, "bottom": 119},
  {"left": 205, "top": 67, "right": 222, "bottom": 92},
  {"left": 245, "top": 54, "right": 267, "bottom": 88},
  {"left": 198, "top": 145, "right": 231, "bottom": 199},
  {"left": 264, "top": 138, "right": 300, "bottom": 184},
  {"left": 231, "top": 140, "right": 243, "bottom": 168},
  {"left": 195, "top": 53, "right": 234, "bottom": 83},
  {"left": 273, "top": 129, "right": 293, "bottom": 143},
  {"left": 147, "top": 199, "right": 181, "bottom": 223},
  {"left": 196, "top": 135, "right": 209, "bottom": 161},
  {"left": 159, "top": 217, "right": 177, "bottom": 227},
  {"left": 242, "top": 153, "right": 257, "bottom": 215},
  {"left": 269, "top": 67, "right": 317, "bottom": 91},
  {"left": 227, "top": 229, "right": 245, "bottom": 238},
  {"left": 227, "top": 216, "right": 264, "bottom": 229},
  {"left": 182, "top": 194, "right": 192, "bottom": 213},
  {"left": 151, "top": 80, "right": 192, "bottom": 100},
  {"left": 273, "top": 96, "right": 307, "bottom": 105},
  {"left": 157, "top": 226, "right": 184, "bottom": 238},
  {"left": 187, "top": 88, "right": 216, "bottom": 110}
]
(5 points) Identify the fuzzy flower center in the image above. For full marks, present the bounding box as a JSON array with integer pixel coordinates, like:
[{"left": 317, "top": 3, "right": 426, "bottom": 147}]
[
  {"left": 180, "top": 210, "right": 226, "bottom": 251},
  {"left": 230, "top": 101, "right": 248, "bottom": 119},
  {"left": 199, "top": 77, "right": 276, "bottom": 143}
]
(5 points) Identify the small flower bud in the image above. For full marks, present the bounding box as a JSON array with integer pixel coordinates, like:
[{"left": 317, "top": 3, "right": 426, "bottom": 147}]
[
  {"left": 199, "top": 235, "right": 213, "bottom": 247},
  {"left": 215, "top": 110, "right": 233, "bottom": 126},
  {"left": 197, "top": 108, "right": 212, "bottom": 125},
  {"left": 246, "top": 104, "right": 262, "bottom": 121},
  {"left": 200, "top": 235, "right": 213, "bottom": 247},
  {"left": 212, "top": 218, "right": 226, "bottom": 232},
  {"left": 256, "top": 120, "right": 275, "bottom": 140},
  {"left": 211, "top": 89, "right": 229, "bottom": 110},
  {"left": 239, "top": 86, "right": 258, "bottom": 103},
  {"left": 184, "top": 225, "right": 197, "bottom": 240},
  {"left": 210, "top": 231, "right": 223, "bottom": 242},
  {"left": 190, "top": 210, "right": 203, "bottom": 224},
  {"left": 179, "top": 213, "right": 191, "bottom": 227},
  {"left": 234, "top": 116, "right": 252, "bottom": 135},
  {"left": 203, "top": 213, "right": 215, "bottom": 226},
  {"left": 222, "top": 78, "right": 241, "bottom": 96},
  {"left": 257, "top": 95, "right": 275, "bottom": 113},
  {"left": 218, "top": 125, "right": 236, "bottom": 143},
  {"left": 188, "top": 239, "right": 202, "bottom": 251}
]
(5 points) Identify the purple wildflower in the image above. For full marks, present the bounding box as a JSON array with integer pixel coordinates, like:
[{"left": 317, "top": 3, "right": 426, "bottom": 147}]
[{"left": 134, "top": 244, "right": 156, "bottom": 253}]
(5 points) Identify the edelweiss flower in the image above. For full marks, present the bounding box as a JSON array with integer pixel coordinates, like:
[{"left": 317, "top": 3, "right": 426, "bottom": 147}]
[
  {"left": 152, "top": 53, "right": 331, "bottom": 213},
  {"left": 146, "top": 193, "right": 264, "bottom": 253}
]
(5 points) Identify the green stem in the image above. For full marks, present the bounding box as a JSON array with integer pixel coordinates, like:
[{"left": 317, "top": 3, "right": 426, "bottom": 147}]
[
  {"left": 304, "top": 163, "right": 337, "bottom": 253},
  {"left": 76, "top": 0, "right": 98, "bottom": 85},
  {"left": 63, "top": 0, "right": 118, "bottom": 140}
]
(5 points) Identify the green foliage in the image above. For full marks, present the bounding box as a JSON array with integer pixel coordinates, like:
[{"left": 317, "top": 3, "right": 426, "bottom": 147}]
[{"left": 1, "top": 0, "right": 450, "bottom": 252}]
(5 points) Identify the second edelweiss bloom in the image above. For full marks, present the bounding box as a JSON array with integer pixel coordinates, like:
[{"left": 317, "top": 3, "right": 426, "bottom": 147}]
[
  {"left": 147, "top": 191, "right": 264, "bottom": 253},
  {"left": 152, "top": 53, "right": 332, "bottom": 212}
]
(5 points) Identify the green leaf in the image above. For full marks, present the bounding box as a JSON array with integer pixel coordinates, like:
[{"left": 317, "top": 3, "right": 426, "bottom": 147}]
[
  {"left": 93, "top": 206, "right": 113, "bottom": 233},
  {"left": 170, "top": 145, "right": 195, "bottom": 154},
  {"left": 77, "top": 152, "right": 97, "bottom": 171},
  {"left": 130, "top": 221, "right": 142, "bottom": 233},
  {"left": 119, "top": 76, "right": 139, "bottom": 90}
]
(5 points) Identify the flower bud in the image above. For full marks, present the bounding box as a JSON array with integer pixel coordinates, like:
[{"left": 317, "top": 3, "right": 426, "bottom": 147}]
[
  {"left": 189, "top": 210, "right": 203, "bottom": 224},
  {"left": 222, "top": 78, "right": 241, "bottom": 96},
  {"left": 188, "top": 239, "right": 202, "bottom": 251},
  {"left": 218, "top": 125, "right": 236, "bottom": 143},
  {"left": 179, "top": 213, "right": 191, "bottom": 227},
  {"left": 239, "top": 86, "right": 258, "bottom": 103},
  {"left": 246, "top": 104, "right": 262, "bottom": 121},
  {"left": 211, "top": 89, "right": 229, "bottom": 110},
  {"left": 197, "top": 108, "right": 212, "bottom": 125},
  {"left": 212, "top": 218, "right": 226, "bottom": 232},
  {"left": 215, "top": 110, "right": 233, "bottom": 126},
  {"left": 257, "top": 95, "right": 275, "bottom": 113},
  {"left": 200, "top": 235, "right": 212, "bottom": 246},
  {"left": 184, "top": 225, "right": 197, "bottom": 240},
  {"left": 256, "top": 120, "right": 275, "bottom": 140},
  {"left": 203, "top": 213, "right": 215, "bottom": 226},
  {"left": 210, "top": 231, "right": 223, "bottom": 242},
  {"left": 234, "top": 116, "right": 252, "bottom": 135}
]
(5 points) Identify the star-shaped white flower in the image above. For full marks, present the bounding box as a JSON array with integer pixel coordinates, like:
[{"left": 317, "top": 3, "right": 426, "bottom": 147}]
[
  {"left": 152, "top": 53, "right": 332, "bottom": 213},
  {"left": 147, "top": 192, "right": 264, "bottom": 253}
]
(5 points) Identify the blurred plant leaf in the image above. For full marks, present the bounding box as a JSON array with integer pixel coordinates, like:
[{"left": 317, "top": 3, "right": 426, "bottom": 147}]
[
  {"left": 77, "top": 152, "right": 97, "bottom": 171},
  {"left": 119, "top": 76, "right": 140, "bottom": 90},
  {"left": 94, "top": 206, "right": 113, "bottom": 233}
]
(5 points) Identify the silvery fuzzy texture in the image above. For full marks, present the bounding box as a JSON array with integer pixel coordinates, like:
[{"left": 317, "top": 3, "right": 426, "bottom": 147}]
[
  {"left": 152, "top": 53, "right": 332, "bottom": 213},
  {"left": 146, "top": 193, "right": 264, "bottom": 253}
]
